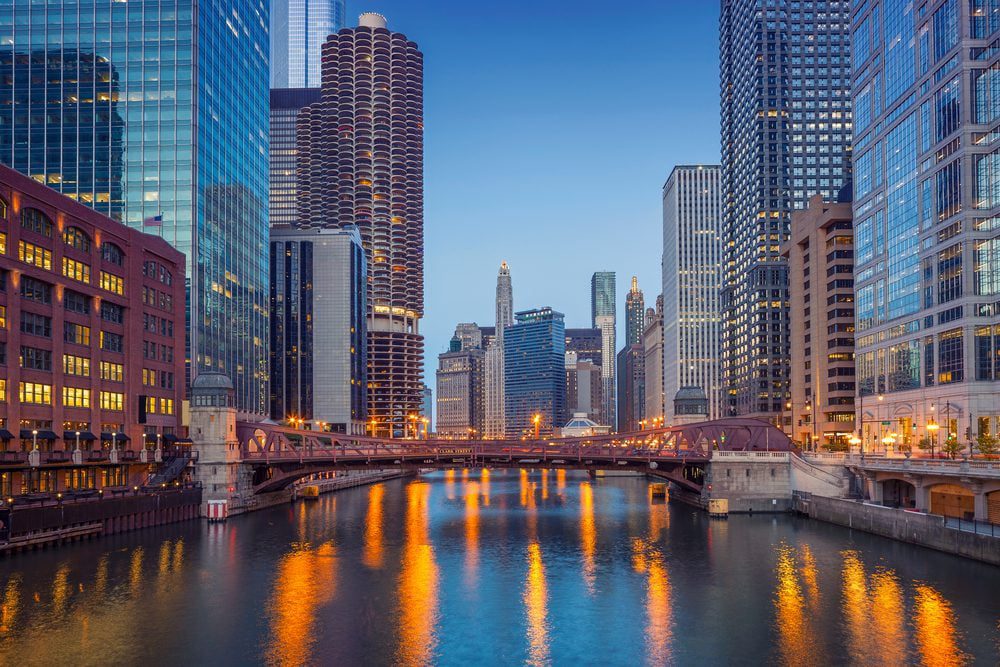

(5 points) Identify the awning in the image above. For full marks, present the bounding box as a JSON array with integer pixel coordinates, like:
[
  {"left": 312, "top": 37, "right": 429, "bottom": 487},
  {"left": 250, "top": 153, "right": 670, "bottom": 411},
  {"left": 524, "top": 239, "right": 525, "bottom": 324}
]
[
  {"left": 62, "top": 431, "right": 97, "bottom": 442},
  {"left": 162, "top": 434, "right": 179, "bottom": 443},
  {"left": 100, "top": 432, "right": 131, "bottom": 442},
  {"left": 175, "top": 437, "right": 194, "bottom": 445},
  {"left": 0, "top": 430, "right": 13, "bottom": 440},
  {"left": 20, "top": 430, "right": 58, "bottom": 440}
]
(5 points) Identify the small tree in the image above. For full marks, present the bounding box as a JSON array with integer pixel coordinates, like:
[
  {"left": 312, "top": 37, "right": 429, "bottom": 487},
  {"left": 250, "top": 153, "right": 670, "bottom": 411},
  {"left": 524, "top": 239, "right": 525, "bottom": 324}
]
[
  {"left": 976, "top": 433, "right": 998, "bottom": 458},
  {"left": 916, "top": 436, "right": 932, "bottom": 454},
  {"left": 823, "top": 439, "right": 849, "bottom": 453},
  {"left": 941, "top": 434, "right": 963, "bottom": 460}
]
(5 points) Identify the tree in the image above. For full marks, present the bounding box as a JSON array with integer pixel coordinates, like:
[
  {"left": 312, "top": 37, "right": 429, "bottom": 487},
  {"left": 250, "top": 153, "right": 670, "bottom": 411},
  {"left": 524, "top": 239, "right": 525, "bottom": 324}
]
[
  {"left": 976, "top": 433, "right": 998, "bottom": 458},
  {"left": 941, "top": 435, "right": 963, "bottom": 460},
  {"left": 916, "top": 436, "right": 932, "bottom": 454}
]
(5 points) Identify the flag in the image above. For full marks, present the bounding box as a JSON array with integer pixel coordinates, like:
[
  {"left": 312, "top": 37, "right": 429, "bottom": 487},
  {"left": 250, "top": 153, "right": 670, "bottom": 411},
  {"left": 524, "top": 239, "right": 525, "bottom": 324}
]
[{"left": 143, "top": 214, "right": 163, "bottom": 227}]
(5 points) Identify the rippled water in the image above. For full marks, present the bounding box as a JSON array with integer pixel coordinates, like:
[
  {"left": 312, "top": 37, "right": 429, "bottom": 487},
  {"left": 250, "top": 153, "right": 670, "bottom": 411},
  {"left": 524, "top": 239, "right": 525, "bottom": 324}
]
[{"left": 0, "top": 470, "right": 997, "bottom": 666}]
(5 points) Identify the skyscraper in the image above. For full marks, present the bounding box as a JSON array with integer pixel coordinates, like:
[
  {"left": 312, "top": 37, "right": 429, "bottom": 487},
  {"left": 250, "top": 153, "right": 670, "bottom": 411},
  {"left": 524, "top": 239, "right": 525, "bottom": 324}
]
[
  {"left": 662, "top": 165, "right": 723, "bottom": 421},
  {"left": 852, "top": 1, "right": 1000, "bottom": 450},
  {"left": 270, "top": 89, "right": 322, "bottom": 228},
  {"left": 1, "top": 0, "right": 272, "bottom": 419},
  {"left": 297, "top": 13, "right": 425, "bottom": 438},
  {"left": 625, "top": 277, "right": 645, "bottom": 347},
  {"left": 616, "top": 344, "right": 645, "bottom": 432},
  {"left": 484, "top": 262, "right": 513, "bottom": 439},
  {"left": 436, "top": 324, "right": 486, "bottom": 438},
  {"left": 643, "top": 298, "right": 665, "bottom": 424},
  {"left": 504, "top": 308, "right": 566, "bottom": 438},
  {"left": 719, "top": 1, "right": 852, "bottom": 420},
  {"left": 271, "top": 0, "right": 347, "bottom": 88},
  {"left": 270, "top": 226, "right": 367, "bottom": 434},
  {"left": 591, "top": 271, "right": 616, "bottom": 428}
]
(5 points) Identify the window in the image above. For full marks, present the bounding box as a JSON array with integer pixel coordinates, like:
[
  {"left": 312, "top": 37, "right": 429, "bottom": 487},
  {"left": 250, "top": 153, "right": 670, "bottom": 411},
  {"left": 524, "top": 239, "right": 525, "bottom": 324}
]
[
  {"left": 64, "top": 289, "right": 90, "bottom": 314},
  {"left": 0, "top": 231, "right": 6, "bottom": 255},
  {"left": 938, "top": 329, "right": 964, "bottom": 384},
  {"left": 64, "top": 322, "right": 91, "bottom": 346},
  {"left": 0, "top": 305, "right": 5, "bottom": 328},
  {"left": 99, "top": 391, "right": 124, "bottom": 411},
  {"left": 0, "top": 379, "right": 5, "bottom": 402},
  {"left": 20, "top": 276, "right": 52, "bottom": 304},
  {"left": 20, "top": 312, "right": 52, "bottom": 338},
  {"left": 143, "top": 368, "right": 157, "bottom": 387},
  {"left": 160, "top": 398, "right": 174, "bottom": 416},
  {"left": 18, "top": 241, "right": 52, "bottom": 270},
  {"left": 101, "top": 242, "right": 124, "bottom": 266},
  {"left": 62, "top": 227, "right": 91, "bottom": 252},
  {"left": 63, "top": 354, "right": 91, "bottom": 377},
  {"left": 62, "top": 257, "right": 91, "bottom": 284},
  {"left": 99, "top": 271, "right": 124, "bottom": 295},
  {"left": 19, "top": 382, "right": 52, "bottom": 405},
  {"left": 19, "top": 346, "right": 52, "bottom": 371},
  {"left": 100, "top": 361, "right": 123, "bottom": 382},
  {"left": 100, "top": 301, "right": 124, "bottom": 324},
  {"left": 21, "top": 208, "right": 53, "bottom": 237},
  {"left": 62, "top": 386, "right": 91, "bottom": 408},
  {"left": 100, "top": 331, "right": 123, "bottom": 353}
]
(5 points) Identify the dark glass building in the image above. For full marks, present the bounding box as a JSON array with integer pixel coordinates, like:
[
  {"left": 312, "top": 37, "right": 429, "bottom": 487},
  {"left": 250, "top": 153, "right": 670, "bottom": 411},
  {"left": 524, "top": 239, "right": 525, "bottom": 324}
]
[
  {"left": 504, "top": 308, "right": 566, "bottom": 438},
  {"left": 270, "top": 89, "right": 322, "bottom": 228},
  {"left": 0, "top": 0, "right": 271, "bottom": 419}
]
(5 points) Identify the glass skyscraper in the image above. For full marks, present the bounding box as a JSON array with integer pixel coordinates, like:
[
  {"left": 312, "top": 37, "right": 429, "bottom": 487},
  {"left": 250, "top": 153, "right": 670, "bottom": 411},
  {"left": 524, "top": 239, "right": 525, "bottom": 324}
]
[
  {"left": 591, "top": 271, "right": 616, "bottom": 428},
  {"left": 271, "top": 0, "right": 346, "bottom": 88},
  {"left": 0, "top": 1, "right": 271, "bottom": 419},
  {"left": 719, "top": 0, "right": 852, "bottom": 419},
  {"left": 504, "top": 308, "right": 566, "bottom": 438},
  {"left": 852, "top": 0, "right": 1000, "bottom": 448}
]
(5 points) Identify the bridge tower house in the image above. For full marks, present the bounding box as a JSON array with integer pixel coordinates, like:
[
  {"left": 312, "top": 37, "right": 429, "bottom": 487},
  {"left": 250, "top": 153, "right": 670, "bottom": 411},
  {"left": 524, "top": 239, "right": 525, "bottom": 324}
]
[{"left": 189, "top": 373, "right": 245, "bottom": 516}]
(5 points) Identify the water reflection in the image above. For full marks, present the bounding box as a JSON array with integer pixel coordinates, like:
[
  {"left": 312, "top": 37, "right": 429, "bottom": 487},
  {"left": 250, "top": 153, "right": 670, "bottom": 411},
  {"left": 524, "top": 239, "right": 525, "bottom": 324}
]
[
  {"left": 397, "top": 482, "right": 439, "bottom": 666},
  {"left": 0, "top": 575, "right": 20, "bottom": 637},
  {"left": 481, "top": 468, "right": 491, "bottom": 506},
  {"left": 914, "top": 583, "right": 967, "bottom": 666},
  {"left": 632, "top": 538, "right": 672, "bottom": 664},
  {"left": 265, "top": 541, "right": 337, "bottom": 667},
  {"left": 363, "top": 484, "right": 385, "bottom": 569},
  {"left": 579, "top": 482, "right": 596, "bottom": 593},
  {"left": 773, "top": 545, "right": 815, "bottom": 666},
  {"left": 465, "top": 480, "right": 480, "bottom": 581},
  {"left": 524, "top": 542, "right": 549, "bottom": 666},
  {"left": 870, "top": 569, "right": 906, "bottom": 665}
]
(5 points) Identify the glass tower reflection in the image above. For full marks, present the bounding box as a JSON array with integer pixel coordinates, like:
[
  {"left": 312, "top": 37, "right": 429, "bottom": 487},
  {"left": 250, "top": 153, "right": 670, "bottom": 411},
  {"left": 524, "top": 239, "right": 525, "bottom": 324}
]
[{"left": 0, "top": 1, "right": 270, "bottom": 417}]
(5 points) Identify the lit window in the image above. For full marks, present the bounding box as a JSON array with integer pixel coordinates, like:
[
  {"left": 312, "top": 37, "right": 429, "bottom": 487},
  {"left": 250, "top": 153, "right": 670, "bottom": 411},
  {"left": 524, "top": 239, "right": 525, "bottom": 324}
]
[
  {"left": 62, "top": 226, "right": 92, "bottom": 252},
  {"left": 99, "top": 391, "right": 124, "bottom": 411},
  {"left": 99, "top": 271, "right": 124, "bottom": 295},
  {"left": 62, "top": 257, "right": 91, "bottom": 283},
  {"left": 19, "top": 382, "right": 52, "bottom": 405},
  {"left": 18, "top": 240, "right": 52, "bottom": 270},
  {"left": 100, "top": 361, "right": 124, "bottom": 383},
  {"left": 62, "top": 386, "right": 91, "bottom": 408},
  {"left": 63, "top": 354, "right": 91, "bottom": 377}
]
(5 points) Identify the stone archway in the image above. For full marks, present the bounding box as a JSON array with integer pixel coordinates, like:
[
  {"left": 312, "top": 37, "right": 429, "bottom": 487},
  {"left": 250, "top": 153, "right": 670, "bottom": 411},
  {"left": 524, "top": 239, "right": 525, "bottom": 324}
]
[
  {"left": 881, "top": 478, "right": 916, "bottom": 509},
  {"left": 928, "top": 483, "right": 975, "bottom": 519}
]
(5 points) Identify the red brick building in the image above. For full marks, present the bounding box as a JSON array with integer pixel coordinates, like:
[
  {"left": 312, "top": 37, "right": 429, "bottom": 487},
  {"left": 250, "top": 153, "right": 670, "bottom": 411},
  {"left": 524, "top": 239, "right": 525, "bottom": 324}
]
[{"left": 0, "top": 165, "right": 186, "bottom": 496}]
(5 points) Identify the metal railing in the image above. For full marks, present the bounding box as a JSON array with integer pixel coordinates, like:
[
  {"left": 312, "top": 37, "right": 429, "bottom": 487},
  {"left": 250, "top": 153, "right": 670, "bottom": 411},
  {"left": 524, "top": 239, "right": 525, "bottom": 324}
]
[{"left": 943, "top": 516, "right": 999, "bottom": 538}]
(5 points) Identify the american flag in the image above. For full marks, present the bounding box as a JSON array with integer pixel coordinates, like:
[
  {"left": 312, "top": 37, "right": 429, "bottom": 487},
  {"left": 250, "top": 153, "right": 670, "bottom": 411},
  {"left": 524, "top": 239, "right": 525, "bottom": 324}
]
[{"left": 143, "top": 214, "right": 163, "bottom": 227}]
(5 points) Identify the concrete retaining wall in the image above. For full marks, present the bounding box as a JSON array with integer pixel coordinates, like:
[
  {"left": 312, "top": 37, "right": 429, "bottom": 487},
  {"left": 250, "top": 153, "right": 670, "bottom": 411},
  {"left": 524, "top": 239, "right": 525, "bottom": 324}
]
[
  {"left": 800, "top": 494, "right": 1000, "bottom": 566},
  {"left": 706, "top": 454, "right": 792, "bottom": 513}
]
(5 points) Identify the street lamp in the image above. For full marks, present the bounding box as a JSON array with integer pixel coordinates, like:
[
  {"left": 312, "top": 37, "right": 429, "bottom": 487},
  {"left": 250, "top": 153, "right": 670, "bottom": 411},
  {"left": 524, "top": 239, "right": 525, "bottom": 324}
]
[
  {"left": 31, "top": 429, "right": 38, "bottom": 451},
  {"left": 849, "top": 435, "right": 861, "bottom": 457},
  {"left": 926, "top": 421, "right": 940, "bottom": 458},
  {"left": 881, "top": 433, "right": 896, "bottom": 453},
  {"left": 532, "top": 414, "right": 541, "bottom": 440}
]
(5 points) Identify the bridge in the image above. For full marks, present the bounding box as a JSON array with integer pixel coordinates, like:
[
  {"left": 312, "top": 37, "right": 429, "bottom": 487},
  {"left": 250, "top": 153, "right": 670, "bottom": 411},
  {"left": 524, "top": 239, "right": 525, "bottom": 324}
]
[{"left": 233, "top": 418, "right": 794, "bottom": 494}]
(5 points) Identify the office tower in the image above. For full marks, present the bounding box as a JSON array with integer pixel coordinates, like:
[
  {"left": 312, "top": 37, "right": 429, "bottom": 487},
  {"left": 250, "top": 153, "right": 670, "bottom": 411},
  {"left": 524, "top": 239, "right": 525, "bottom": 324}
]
[
  {"left": 0, "top": 165, "right": 186, "bottom": 493},
  {"left": 643, "top": 298, "right": 665, "bottom": 424},
  {"left": 565, "top": 353, "right": 603, "bottom": 422},
  {"left": 625, "top": 276, "right": 645, "bottom": 347},
  {"left": 1, "top": 1, "right": 272, "bottom": 419},
  {"left": 270, "top": 226, "right": 367, "bottom": 434},
  {"left": 436, "top": 325, "right": 485, "bottom": 439},
  {"left": 298, "top": 13, "right": 425, "bottom": 438},
  {"left": 662, "top": 165, "right": 724, "bottom": 422},
  {"left": 271, "top": 0, "right": 347, "bottom": 88},
  {"left": 484, "top": 262, "right": 513, "bottom": 439},
  {"left": 504, "top": 308, "right": 566, "bottom": 438},
  {"left": 852, "top": 1, "right": 1000, "bottom": 449},
  {"left": 421, "top": 385, "right": 433, "bottom": 434},
  {"left": 719, "top": 1, "right": 852, "bottom": 420},
  {"left": 616, "top": 344, "right": 645, "bottom": 432},
  {"left": 270, "top": 89, "right": 322, "bottom": 228},
  {"left": 784, "top": 195, "right": 854, "bottom": 450},
  {"left": 564, "top": 327, "right": 605, "bottom": 423},
  {"left": 591, "top": 271, "right": 616, "bottom": 427}
]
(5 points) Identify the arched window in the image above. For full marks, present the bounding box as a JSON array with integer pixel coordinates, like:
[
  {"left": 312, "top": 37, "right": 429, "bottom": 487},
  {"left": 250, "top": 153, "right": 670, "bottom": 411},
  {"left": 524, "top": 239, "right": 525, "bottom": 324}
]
[
  {"left": 62, "top": 226, "right": 92, "bottom": 252},
  {"left": 0, "top": 197, "right": 8, "bottom": 220},
  {"left": 101, "top": 242, "right": 125, "bottom": 266},
  {"left": 21, "top": 207, "right": 53, "bottom": 238}
]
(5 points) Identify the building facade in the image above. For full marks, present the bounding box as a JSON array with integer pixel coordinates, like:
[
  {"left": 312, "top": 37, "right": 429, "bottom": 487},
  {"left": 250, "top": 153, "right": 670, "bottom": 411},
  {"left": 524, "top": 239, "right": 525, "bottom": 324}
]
[
  {"left": 0, "top": 0, "right": 272, "bottom": 419},
  {"left": 504, "top": 308, "right": 566, "bottom": 438},
  {"left": 271, "top": 0, "right": 347, "bottom": 88},
  {"left": 643, "top": 299, "right": 665, "bottom": 423},
  {"left": 852, "top": 0, "right": 1000, "bottom": 451},
  {"left": 269, "top": 226, "right": 366, "bottom": 434},
  {"left": 564, "top": 327, "right": 604, "bottom": 423},
  {"left": 719, "top": 1, "right": 852, "bottom": 420},
  {"left": 565, "top": 353, "right": 603, "bottom": 424},
  {"left": 616, "top": 343, "right": 645, "bottom": 432},
  {"left": 436, "top": 344, "right": 485, "bottom": 439},
  {"left": 0, "top": 166, "right": 186, "bottom": 496},
  {"left": 662, "top": 165, "right": 724, "bottom": 422},
  {"left": 591, "top": 271, "right": 616, "bottom": 427},
  {"left": 785, "top": 195, "right": 854, "bottom": 449},
  {"left": 270, "top": 88, "right": 322, "bottom": 228},
  {"left": 625, "top": 276, "right": 645, "bottom": 347},
  {"left": 297, "top": 13, "right": 425, "bottom": 438},
  {"left": 484, "top": 262, "right": 513, "bottom": 439}
]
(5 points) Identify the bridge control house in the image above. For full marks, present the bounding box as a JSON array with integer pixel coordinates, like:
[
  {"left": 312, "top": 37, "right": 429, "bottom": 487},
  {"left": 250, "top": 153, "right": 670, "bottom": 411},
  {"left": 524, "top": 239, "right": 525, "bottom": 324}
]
[{"left": 0, "top": 166, "right": 186, "bottom": 497}]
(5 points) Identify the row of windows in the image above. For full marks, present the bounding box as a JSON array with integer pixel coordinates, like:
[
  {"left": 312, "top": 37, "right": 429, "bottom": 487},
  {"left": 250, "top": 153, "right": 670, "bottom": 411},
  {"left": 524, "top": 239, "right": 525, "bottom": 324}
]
[{"left": 7, "top": 203, "right": 126, "bottom": 266}]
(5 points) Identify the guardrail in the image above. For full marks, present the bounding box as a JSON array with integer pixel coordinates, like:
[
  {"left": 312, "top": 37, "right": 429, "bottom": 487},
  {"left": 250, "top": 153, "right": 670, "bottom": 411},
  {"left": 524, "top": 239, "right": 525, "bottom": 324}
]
[
  {"left": 711, "top": 450, "right": 790, "bottom": 460},
  {"left": 944, "top": 516, "right": 999, "bottom": 537}
]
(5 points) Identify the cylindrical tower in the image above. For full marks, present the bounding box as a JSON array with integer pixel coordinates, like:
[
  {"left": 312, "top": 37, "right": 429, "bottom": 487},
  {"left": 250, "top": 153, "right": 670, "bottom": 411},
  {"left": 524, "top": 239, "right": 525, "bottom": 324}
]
[{"left": 298, "top": 14, "right": 424, "bottom": 437}]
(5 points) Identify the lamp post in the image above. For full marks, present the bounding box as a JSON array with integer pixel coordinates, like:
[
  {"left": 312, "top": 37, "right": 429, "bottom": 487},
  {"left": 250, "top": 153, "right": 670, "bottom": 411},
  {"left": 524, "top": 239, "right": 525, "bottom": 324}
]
[
  {"left": 532, "top": 414, "right": 541, "bottom": 440},
  {"left": 31, "top": 429, "right": 38, "bottom": 451},
  {"left": 849, "top": 435, "right": 862, "bottom": 458},
  {"left": 74, "top": 430, "right": 81, "bottom": 452},
  {"left": 804, "top": 402, "right": 813, "bottom": 451},
  {"left": 926, "top": 420, "right": 939, "bottom": 459}
]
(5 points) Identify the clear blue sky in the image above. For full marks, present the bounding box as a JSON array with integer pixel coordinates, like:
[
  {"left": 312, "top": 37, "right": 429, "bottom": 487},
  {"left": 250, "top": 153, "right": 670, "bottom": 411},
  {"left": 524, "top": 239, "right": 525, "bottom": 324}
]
[{"left": 349, "top": 1, "right": 721, "bottom": 382}]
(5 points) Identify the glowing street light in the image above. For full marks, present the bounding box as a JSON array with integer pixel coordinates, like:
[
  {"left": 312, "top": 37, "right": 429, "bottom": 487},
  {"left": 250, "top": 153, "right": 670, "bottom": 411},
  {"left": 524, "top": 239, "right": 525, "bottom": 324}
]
[
  {"left": 532, "top": 414, "right": 541, "bottom": 440},
  {"left": 926, "top": 420, "right": 940, "bottom": 458}
]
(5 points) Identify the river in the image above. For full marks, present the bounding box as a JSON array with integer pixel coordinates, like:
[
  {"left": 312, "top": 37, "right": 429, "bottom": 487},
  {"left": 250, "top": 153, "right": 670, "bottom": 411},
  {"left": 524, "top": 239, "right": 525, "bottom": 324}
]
[{"left": 0, "top": 470, "right": 997, "bottom": 665}]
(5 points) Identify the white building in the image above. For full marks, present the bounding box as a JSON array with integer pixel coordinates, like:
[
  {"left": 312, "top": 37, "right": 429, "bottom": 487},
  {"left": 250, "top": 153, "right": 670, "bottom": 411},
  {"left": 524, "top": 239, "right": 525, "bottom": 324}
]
[
  {"left": 662, "top": 165, "right": 723, "bottom": 422},
  {"left": 484, "top": 262, "right": 513, "bottom": 438}
]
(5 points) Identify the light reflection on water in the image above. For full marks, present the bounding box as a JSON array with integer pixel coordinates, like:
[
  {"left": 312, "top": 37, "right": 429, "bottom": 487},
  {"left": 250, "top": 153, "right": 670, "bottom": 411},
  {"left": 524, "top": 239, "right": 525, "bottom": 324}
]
[{"left": 0, "top": 471, "right": 995, "bottom": 666}]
